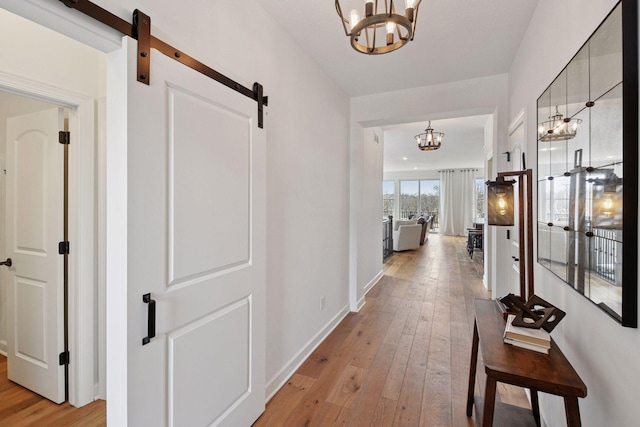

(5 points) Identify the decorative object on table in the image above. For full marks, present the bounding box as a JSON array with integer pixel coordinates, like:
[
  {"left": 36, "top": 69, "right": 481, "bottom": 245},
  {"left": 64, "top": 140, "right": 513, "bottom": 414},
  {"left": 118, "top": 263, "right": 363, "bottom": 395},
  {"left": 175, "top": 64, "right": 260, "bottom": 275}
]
[
  {"left": 486, "top": 168, "right": 535, "bottom": 302},
  {"left": 500, "top": 293, "right": 566, "bottom": 333},
  {"left": 503, "top": 314, "right": 550, "bottom": 354},
  {"left": 335, "top": 0, "right": 422, "bottom": 55}
]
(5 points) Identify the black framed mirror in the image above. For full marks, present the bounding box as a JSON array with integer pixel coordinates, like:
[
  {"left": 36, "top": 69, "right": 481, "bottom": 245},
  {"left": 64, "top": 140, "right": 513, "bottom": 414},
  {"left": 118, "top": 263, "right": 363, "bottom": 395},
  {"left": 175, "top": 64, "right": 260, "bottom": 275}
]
[{"left": 536, "top": 0, "right": 638, "bottom": 327}]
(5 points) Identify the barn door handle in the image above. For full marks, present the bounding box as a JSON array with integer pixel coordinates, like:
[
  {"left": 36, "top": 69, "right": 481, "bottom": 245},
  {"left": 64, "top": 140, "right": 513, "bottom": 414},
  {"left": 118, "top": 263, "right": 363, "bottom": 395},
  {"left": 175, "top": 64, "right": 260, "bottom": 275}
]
[
  {"left": 142, "top": 293, "right": 156, "bottom": 345},
  {"left": 0, "top": 258, "right": 12, "bottom": 267}
]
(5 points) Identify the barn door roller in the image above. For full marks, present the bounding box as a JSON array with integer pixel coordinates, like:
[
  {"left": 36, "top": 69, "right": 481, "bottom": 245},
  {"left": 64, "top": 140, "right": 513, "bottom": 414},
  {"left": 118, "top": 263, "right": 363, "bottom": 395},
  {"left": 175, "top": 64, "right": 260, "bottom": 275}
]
[{"left": 60, "top": 0, "right": 269, "bottom": 128}]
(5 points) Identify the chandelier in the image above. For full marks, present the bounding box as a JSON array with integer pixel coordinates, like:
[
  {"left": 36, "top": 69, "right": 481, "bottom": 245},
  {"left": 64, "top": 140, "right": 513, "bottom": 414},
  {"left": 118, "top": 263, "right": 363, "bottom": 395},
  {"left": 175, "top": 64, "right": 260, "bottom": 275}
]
[
  {"left": 538, "top": 106, "right": 582, "bottom": 141},
  {"left": 335, "top": 0, "right": 422, "bottom": 55},
  {"left": 415, "top": 121, "right": 444, "bottom": 151}
]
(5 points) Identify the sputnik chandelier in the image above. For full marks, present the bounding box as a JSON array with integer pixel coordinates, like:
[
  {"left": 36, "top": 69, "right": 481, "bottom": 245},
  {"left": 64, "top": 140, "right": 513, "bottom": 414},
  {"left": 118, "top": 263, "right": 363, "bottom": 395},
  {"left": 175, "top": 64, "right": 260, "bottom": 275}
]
[
  {"left": 538, "top": 106, "right": 582, "bottom": 141},
  {"left": 335, "top": 0, "right": 422, "bottom": 54},
  {"left": 415, "top": 121, "right": 444, "bottom": 151}
]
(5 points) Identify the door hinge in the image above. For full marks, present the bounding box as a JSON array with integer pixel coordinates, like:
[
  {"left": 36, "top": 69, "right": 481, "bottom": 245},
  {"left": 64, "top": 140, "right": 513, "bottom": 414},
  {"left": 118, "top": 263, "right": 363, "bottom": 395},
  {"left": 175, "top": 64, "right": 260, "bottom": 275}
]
[
  {"left": 58, "top": 241, "right": 70, "bottom": 255},
  {"left": 59, "top": 351, "right": 70, "bottom": 366},
  {"left": 58, "top": 131, "right": 70, "bottom": 145}
]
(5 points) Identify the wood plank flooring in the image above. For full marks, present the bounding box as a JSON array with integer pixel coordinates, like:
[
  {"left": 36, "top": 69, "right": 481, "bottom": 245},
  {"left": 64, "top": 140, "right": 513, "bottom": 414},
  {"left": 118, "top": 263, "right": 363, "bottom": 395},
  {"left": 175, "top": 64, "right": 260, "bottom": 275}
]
[
  {"left": 0, "top": 234, "right": 527, "bottom": 427},
  {"left": 253, "top": 234, "right": 530, "bottom": 427},
  {"left": 0, "top": 356, "right": 105, "bottom": 426}
]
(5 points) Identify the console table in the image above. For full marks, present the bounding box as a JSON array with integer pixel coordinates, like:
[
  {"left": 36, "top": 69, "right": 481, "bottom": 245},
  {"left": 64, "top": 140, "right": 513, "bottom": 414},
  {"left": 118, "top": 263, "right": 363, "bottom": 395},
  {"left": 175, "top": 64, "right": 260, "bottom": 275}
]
[{"left": 467, "top": 299, "right": 587, "bottom": 426}]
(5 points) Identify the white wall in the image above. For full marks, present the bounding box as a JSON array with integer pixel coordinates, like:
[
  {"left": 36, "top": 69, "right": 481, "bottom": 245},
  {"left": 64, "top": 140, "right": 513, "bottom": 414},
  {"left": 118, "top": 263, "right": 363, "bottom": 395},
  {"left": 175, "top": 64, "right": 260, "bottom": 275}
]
[
  {"left": 350, "top": 74, "right": 509, "bottom": 306},
  {"left": 0, "top": 8, "right": 105, "bottom": 97},
  {"left": 350, "top": 127, "right": 384, "bottom": 311},
  {"left": 1, "top": 0, "right": 352, "bottom": 407},
  {"left": 508, "top": 0, "right": 639, "bottom": 425}
]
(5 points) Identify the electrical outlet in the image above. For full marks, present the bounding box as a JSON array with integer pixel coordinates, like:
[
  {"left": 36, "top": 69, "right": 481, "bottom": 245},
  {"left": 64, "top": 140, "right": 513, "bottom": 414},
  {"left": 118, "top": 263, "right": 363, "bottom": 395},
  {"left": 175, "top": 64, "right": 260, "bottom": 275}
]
[{"left": 320, "top": 296, "right": 325, "bottom": 311}]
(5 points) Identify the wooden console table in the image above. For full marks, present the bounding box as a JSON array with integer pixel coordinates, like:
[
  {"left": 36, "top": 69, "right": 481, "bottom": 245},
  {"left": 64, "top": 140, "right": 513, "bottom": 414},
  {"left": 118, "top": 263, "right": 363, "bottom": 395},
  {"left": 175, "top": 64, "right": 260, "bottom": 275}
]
[{"left": 467, "top": 299, "right": 587, "bottom": 426}]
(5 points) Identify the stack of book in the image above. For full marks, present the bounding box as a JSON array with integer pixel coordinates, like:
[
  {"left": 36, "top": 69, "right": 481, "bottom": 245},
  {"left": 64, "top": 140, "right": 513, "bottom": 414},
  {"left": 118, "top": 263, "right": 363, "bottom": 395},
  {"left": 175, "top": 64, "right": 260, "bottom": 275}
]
[{"left": 503, "top": 314, "right": 551, "bottom": 354}]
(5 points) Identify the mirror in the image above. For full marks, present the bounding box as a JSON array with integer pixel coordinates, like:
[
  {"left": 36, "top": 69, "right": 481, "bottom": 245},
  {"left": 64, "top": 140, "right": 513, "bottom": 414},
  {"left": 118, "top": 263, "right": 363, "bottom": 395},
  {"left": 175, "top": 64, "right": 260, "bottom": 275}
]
[{"left": 536, "top": 1, "right": 637, "bottom": 327}]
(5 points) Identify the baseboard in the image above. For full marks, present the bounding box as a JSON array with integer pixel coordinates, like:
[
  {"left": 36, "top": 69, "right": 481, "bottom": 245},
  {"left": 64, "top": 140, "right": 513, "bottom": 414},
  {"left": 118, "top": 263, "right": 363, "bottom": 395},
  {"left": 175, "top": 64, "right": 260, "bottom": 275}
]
[
  {"left": 0, "top": 339, "right": 6, "bottom": 356},
  {"left": 364, "top": 269, "right": 383, "bottom": 295},
  {"left": 357, "top": 269, "right": 383, "bottom": 311},
  {"left": 265, "top": 303, "right": 350, "bottom": 401},
  {"left": 94, "top": 383, "right": 105, "bottom": 401}
]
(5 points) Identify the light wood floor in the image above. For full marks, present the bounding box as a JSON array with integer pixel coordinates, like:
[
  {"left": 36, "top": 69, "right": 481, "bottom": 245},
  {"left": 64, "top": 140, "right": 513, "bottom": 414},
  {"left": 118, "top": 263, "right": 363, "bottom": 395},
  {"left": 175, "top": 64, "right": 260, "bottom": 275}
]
[
  {"left": 253, "top": 234, "right": 529, "bottom": 426},
  {"left": 0, "top": 234, "right": 525, "bottom": 427},
  {"left": 0, "top": 356, "right": 105, "bottom": 426}
]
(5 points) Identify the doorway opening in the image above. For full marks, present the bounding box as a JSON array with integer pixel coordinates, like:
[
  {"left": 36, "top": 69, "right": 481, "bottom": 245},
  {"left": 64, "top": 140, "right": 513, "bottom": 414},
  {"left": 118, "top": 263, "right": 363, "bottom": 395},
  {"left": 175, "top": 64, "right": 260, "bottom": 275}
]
[
  {"left": 0, "top": 91, "right": 70, "bottom": 403},
  {"left": 0, "top": 6, "right": 106, "bottom": 410}
]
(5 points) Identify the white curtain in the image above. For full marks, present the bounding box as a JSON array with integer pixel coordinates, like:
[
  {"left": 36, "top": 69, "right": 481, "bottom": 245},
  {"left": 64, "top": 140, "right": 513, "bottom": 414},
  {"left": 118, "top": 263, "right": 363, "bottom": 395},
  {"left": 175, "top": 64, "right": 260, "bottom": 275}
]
[
  {"left": 439, "top": 169, "right": 478, "bottom": 236},
  {"left": 439, "top": 170, "right": 456, "bottom": 235},
  {"left": 460, "top": 169, "right": 477, "bottom": 233}
]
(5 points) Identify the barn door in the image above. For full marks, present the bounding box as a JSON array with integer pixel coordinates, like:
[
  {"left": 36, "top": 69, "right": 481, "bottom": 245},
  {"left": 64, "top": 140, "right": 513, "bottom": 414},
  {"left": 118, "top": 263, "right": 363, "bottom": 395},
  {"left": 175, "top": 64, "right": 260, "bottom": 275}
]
[{"left": 111, "top": 37, "right": 266, "bottom": 426}]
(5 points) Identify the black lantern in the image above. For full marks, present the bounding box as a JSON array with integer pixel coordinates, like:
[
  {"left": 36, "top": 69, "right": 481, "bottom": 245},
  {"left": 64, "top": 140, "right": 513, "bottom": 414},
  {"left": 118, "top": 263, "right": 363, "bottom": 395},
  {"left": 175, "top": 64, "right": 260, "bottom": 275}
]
[{"left": 486, "top": 177, "right": 515, "bottom": 226}]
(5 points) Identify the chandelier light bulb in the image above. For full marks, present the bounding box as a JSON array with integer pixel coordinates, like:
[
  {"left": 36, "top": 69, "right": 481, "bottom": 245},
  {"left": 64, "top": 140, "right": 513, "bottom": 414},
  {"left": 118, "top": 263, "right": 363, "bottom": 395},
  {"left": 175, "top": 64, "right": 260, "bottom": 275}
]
[
  {"left": 386, "top": 21, "right": 395, "bottom": 45},
  {"left": 406, "top": 0, "right": 417, "bottom": 8},
  {"left": 386, "top": 21, "right": 395, "bottom": 34},
  {"left": 349, "top": 9, "right": 360, "bottom": 30}
]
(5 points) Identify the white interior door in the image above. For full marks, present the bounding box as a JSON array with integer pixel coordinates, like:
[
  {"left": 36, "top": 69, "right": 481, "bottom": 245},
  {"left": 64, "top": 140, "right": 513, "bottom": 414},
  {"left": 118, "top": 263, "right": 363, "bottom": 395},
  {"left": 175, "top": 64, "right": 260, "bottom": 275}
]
[
  {"left": 5, "top": 107, "right": 65, "bottom": 403},
  {"left": 114, "top": 37, "right": 265, "bottom": 426}
]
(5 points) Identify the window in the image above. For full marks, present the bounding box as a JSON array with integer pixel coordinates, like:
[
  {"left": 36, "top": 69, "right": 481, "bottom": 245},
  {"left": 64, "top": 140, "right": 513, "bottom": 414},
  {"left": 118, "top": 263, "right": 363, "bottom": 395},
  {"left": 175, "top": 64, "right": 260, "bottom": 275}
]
[
  {"left": 420, "top": 180, "right": 440, "bottom": 218},
  {"left": 383, "top": 181, "right": 395, "bottom": 217},
  {"left": 475, "top": 178, "right": 485, "bottom": 219},
  {"left": 400, "top": 181, "right": 419, "bottom": 218},
  {"left": 399, "top": 180, "right": 440, "bottom": 221}
]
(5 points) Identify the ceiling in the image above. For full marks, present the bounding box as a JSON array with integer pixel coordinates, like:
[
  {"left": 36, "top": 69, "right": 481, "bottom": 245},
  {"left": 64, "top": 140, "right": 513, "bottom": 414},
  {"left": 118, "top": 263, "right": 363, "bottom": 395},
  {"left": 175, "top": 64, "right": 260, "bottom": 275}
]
[
  {"left": 255, "top": 0, "right": 539, "bottom": 171},
  {"left": 383, "top": 115, "right": 489, "bottom": 172}
]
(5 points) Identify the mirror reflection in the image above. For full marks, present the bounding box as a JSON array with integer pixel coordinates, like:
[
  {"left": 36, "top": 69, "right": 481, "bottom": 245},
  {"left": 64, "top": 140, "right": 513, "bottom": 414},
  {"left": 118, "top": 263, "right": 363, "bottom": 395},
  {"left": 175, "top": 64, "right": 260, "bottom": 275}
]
[{"left": 536, "top": 2, "right": 632, "bottom": 325}]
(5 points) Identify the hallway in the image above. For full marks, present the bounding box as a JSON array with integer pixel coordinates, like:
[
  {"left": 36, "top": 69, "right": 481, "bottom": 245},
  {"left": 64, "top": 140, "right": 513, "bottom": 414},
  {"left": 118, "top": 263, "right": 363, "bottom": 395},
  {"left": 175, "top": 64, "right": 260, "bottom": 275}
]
[{"left": 254, "top": 234, "right": 529, "bottom": 426}]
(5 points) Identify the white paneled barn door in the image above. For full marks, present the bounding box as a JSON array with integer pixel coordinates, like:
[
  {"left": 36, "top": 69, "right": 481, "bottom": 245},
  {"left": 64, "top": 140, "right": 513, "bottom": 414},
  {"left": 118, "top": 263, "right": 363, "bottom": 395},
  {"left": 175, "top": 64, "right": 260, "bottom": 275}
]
[{"left": 116, "top": 37, "right": 266, "bottom": 426}]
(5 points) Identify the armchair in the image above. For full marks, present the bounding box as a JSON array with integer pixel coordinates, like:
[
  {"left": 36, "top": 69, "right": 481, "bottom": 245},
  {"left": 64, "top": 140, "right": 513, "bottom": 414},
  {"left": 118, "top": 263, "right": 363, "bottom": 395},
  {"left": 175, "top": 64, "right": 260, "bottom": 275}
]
[
  {"left": 393, "top": 221, "right": 422, "bottom": 251},
  {"left": 417, "top": 215, "right": 433, "bottom": 245}
]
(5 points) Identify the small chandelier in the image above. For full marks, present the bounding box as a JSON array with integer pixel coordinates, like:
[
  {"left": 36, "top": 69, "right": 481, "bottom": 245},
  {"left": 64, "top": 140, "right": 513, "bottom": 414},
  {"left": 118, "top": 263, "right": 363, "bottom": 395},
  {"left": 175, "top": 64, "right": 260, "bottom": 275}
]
[
  {"left": 335, "top": 0, "right": 422, "bottom": 55},
  {"left": 415, "top": 121, "right": 444, "bottom": 151},
  {"left": 538, "top": 106, "right": 582, "bottom": 141}
]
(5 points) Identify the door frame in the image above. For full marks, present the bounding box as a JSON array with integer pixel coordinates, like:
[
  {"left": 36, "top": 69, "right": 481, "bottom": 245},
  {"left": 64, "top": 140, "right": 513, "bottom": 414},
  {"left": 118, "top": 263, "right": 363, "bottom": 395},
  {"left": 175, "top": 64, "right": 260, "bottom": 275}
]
[
  {"left": 499, "top": 108, "right": 527, "bottom": 298},
  {"left": 0, "top": 70, "right": 99, "bottom": 407}
]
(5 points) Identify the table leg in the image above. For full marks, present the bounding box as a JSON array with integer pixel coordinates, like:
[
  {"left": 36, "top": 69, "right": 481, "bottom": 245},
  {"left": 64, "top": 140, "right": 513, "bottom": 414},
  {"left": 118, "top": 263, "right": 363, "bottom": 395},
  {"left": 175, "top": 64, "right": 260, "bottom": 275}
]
[
  {"left": 530, "top": 389, "right": 540, "bottom": 427},
  {"left": 482, "top": 376, "right": 497, "bottom": 427},
  {"left": 466, "top": 321, "right": 479, "bottom": 417},
  {"left": 564, "top": 396, "right": 582, "bottom": 427}
]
